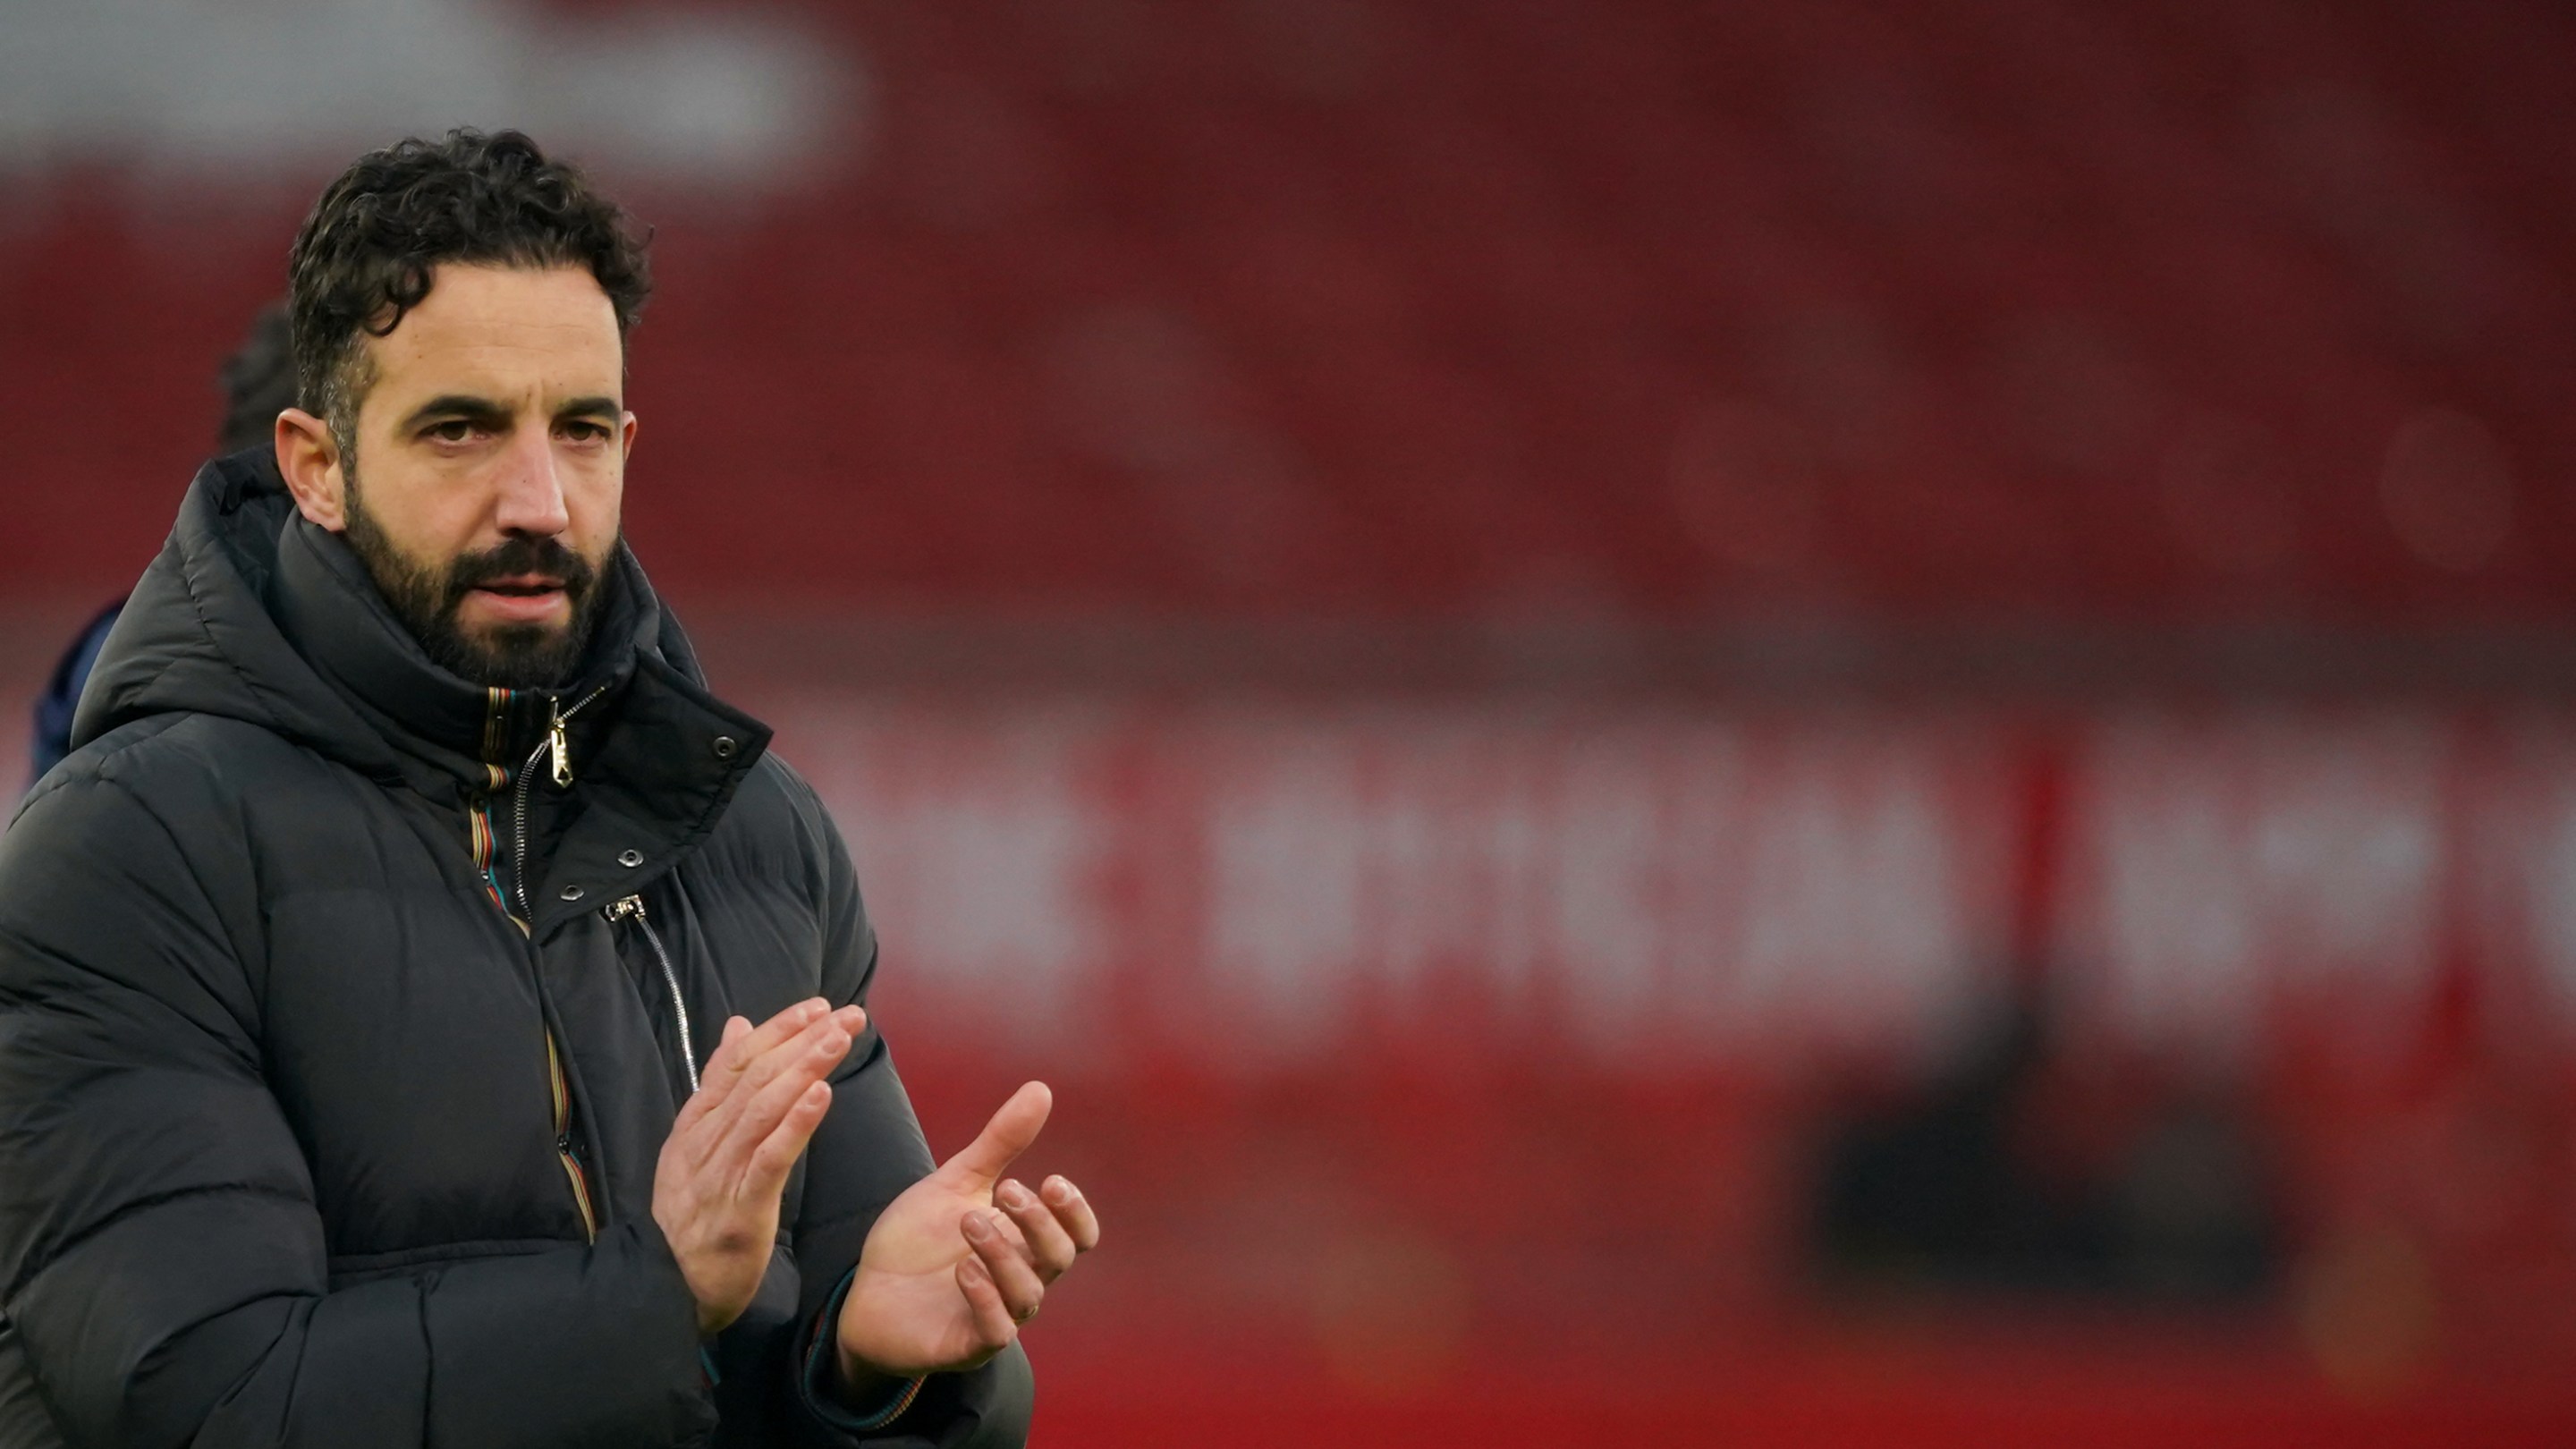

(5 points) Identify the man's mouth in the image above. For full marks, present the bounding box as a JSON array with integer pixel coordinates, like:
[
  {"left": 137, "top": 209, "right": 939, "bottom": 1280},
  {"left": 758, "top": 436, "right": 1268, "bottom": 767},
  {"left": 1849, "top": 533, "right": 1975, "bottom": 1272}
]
[
  {"left": 476, "top": 573, "right": 565, "bottom": 595},
  {"left": 463, "top": 574, "right": 571, "bottom": 623}
]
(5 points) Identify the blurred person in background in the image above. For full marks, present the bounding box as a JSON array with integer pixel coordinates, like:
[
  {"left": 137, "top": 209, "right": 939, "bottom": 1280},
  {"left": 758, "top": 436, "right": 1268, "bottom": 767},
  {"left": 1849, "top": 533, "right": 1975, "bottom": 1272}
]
[
  {"left": 0, "top": 130, "right": 1094, "bottom": 1447},
  {"left": 1812, "top": 980, "right": 2277, "bottom": 1303},
  {"left": 22, "top": 304, "right": 297, "bottom": 791}
]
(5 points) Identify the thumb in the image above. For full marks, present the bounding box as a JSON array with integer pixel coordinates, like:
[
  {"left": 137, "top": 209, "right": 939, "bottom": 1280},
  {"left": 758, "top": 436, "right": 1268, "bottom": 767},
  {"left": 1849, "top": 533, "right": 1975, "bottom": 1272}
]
[{"left": 940, "top": 1081, "right": 1053, "bottom": 1190}]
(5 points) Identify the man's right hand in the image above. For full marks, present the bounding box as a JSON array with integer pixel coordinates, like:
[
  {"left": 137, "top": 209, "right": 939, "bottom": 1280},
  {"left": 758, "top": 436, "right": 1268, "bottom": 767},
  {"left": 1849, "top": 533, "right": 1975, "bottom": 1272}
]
[{"left": 652, "top": 997, "right": 866, "bottom": 1335}]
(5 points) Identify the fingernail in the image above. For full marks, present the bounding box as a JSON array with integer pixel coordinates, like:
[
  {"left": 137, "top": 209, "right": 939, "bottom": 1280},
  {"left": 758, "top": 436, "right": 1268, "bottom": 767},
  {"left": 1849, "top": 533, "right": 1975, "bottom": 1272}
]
[
  {"left": 1044, "top": 1177, "right": 1072, "bottom": 1204},
  {"left": 963, "top": 1212, "right": 993, "bottom": 1240},
  {"left": 998, "top": 1181, "right": 1031, "bottom": 1209}
]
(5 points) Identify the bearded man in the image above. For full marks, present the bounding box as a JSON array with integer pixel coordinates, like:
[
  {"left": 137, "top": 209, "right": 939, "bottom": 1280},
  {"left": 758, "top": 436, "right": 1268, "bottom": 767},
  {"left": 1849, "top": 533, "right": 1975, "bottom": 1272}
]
[{"left": 0, "top": 131, "right": 1093, "bottom": 1447}]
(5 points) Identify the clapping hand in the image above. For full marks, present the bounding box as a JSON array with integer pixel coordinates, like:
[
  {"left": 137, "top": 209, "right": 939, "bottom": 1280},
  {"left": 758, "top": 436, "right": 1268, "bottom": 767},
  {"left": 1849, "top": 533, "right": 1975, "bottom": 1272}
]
[
  {"left": 652, "top": 999, "right": 866, "bottom": 1334},
  {"left": 834, "top": 1081, "right": 1100, "bottom": 1388}
]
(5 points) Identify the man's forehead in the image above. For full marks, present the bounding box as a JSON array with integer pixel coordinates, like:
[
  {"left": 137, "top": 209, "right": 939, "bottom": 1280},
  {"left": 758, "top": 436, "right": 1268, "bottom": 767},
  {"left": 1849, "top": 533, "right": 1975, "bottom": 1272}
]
[{"left": 364, "top": 262, "right": 623, "bottom": 406}]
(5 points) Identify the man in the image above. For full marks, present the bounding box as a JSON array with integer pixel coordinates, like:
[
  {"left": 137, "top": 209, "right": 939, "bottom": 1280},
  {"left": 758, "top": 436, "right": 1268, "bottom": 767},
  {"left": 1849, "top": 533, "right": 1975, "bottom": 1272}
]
[
  {"left": 25, "top": 303, "right": 295, "bottom": 791},
  {"left": 0, "top": 131, "right": 1095, "bottom": 1446}
]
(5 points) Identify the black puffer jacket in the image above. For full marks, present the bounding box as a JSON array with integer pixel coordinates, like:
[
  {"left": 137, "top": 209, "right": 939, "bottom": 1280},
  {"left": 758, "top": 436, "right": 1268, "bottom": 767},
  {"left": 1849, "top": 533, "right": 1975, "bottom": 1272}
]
[{"left": 0, "top": 453, "right": 1030, "bottom": 1447}]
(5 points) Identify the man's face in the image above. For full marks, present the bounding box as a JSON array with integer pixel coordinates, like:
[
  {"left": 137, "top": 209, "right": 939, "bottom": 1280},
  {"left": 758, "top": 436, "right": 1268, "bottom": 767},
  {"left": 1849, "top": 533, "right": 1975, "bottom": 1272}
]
[{"left": 286, "top": 262, "right": 634, "bottom": 688}]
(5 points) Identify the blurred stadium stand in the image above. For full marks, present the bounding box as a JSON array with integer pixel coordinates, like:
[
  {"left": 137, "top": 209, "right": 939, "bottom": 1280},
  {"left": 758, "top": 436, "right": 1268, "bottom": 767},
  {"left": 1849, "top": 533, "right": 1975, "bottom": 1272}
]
[{"left": 6, "top": 0, "right": 2576, "bottom": 1444}]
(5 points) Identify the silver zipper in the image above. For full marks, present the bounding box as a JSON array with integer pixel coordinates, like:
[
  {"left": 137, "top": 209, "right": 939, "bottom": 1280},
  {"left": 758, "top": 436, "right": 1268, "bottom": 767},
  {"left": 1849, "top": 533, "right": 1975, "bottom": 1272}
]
[
  {"left": 607, "top": 894, "right": 700, "bottom": 1094},
  {"left": 511, "top": 685, "right": 608, "bottom": 919}
]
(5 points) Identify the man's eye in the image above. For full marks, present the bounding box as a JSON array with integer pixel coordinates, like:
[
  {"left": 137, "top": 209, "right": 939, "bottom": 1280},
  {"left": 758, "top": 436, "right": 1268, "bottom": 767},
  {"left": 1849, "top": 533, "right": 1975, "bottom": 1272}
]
[
  {"left": 425, "top": 419, "right": 474, "bottom": 443},
  {"left": 564, "top": 421, "right": 609, "bottom": 442}
]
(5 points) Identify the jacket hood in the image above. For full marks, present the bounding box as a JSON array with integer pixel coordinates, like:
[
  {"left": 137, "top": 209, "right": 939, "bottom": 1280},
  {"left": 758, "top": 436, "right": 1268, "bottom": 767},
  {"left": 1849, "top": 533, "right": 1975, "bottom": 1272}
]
[{"left": 72, "top": 449, "right": 736, "bottom": 805}]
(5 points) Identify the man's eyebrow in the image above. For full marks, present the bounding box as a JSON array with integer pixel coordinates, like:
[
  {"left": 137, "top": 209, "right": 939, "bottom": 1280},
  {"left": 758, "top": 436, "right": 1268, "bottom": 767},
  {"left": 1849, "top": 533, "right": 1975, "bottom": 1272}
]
[
  {"left": 399, "top": 394, "right": 512, "bottom": 431},
  {"left": 555, "top": 395, "right": 622, "bottom": 422}
]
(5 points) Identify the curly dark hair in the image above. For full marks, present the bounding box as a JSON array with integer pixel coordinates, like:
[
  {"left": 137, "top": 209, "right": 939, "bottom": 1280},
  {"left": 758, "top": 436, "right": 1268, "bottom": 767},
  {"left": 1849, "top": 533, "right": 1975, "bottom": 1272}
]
[{"left": 287, "top": 129, "right": 651, "bottom": 448}]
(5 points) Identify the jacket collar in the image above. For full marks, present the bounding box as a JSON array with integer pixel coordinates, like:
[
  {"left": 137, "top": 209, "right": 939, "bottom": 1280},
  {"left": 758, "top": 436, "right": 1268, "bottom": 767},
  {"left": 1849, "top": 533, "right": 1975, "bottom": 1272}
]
[
  {"left": 270, "top": 515, "right": 652, "bottom": 792},
  {"left": 71, "top": 453, "right": 775, "bottom": 937},
  {"left": 265, "top": 513, "right": 774, "bottom": 936}
]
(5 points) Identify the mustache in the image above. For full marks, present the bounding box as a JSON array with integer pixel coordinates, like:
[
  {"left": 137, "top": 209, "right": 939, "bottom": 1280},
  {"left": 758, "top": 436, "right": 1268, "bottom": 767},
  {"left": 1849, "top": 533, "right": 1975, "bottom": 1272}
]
[{"left": 441, "top": 535, "right": 600, "bottom": 606}]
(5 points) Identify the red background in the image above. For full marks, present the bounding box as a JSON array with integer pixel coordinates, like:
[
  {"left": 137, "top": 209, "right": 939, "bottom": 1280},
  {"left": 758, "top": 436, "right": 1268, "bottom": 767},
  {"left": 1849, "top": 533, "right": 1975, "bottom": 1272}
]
[{"left": 8, "top": 1, "right": 2576, "bottom": 1443}]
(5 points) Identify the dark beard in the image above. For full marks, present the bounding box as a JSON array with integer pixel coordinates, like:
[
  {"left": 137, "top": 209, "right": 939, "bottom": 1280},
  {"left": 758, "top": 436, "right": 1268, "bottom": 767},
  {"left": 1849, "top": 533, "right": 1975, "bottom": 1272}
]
[{"left": 342, "top": 469, "right": 608, "bottom": 690}]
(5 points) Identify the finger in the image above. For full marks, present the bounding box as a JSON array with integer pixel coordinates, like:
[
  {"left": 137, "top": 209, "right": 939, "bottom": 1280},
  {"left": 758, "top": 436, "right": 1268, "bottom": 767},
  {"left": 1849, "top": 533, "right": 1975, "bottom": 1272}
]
[
  {"left": 956, "top": 1250, "right": 1021, "bottom": 1349},
  {"left": 693, "top": 1001, "right": 821, "bottom": 1129},
  {"left": 741, "top": 1079, "right": 835, "bottom": 1201},
  {"left": 698, "top": 1005, "right": 862, "bottom": 1138},
  {"left": 716, "top": 999, "right": 833, "bottom": 1085},
  {"left": 1041, "top": 1175, "right": 1101, "bottom": 1254},
  {"left": 707, "top": 1019, "right": 857, "bottom": 1176},
  {"left": 940, "top": 1081, "right": 1053, "bottom": 1190},
  {"left": 996, "top": 1180, "right": 1079, "bottom": 1279},
  {"left": 685, "top": 1009, "right": 852, "bottom": 1169},
  {"left": 970, "top": 1203, "right": 1036, "bottom": 1276},
  {"left": 963, "top": 1209, "right": 1046, "bottom": 1323},
  {"left": 673, "top": 1015, "right": 753, "bottom": 1128}
]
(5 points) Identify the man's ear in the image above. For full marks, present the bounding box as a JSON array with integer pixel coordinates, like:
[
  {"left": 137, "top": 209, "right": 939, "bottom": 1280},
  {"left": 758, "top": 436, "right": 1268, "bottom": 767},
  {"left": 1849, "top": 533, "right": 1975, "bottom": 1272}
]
[{"left": 275, "top": 407, "right": 347, "bottom": 531}]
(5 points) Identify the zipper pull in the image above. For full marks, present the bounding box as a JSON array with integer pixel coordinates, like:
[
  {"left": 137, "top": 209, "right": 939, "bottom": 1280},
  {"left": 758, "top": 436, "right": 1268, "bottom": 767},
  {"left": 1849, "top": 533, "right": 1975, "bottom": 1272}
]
[
  {"left": 605, "top": 894, "right": 645, "bottom": 923},
  {"left": 547, "top": 699, "right": 573, "bottom": 787}
]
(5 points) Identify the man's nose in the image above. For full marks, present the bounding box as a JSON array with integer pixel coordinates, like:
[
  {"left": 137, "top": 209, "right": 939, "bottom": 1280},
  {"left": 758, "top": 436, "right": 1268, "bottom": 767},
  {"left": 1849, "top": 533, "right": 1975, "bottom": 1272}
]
[{"left": 492, "top": 427, "right": 572, "bottom": 538}]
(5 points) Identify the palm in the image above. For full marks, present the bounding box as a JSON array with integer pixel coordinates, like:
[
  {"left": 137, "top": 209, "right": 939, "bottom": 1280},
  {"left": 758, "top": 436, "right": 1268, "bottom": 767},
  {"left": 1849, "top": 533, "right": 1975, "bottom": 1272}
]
[
  {"left": 839, "top": 1163, "right": 1010, "bottom": 1371},
  {"left": 835, "top": 1081, "right": 1082, "bottom": 1379}
]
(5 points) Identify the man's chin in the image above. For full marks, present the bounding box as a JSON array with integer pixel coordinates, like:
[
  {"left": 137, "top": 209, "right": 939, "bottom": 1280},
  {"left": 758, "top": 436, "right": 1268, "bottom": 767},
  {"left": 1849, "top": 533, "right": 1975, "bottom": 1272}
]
[{"left": 436, "top": 619, "right": 587, "bottom": 691}]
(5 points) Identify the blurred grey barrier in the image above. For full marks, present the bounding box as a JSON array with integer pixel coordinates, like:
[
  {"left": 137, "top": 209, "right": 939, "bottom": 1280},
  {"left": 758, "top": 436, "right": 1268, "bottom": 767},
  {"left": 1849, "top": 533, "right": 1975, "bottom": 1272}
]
[{"left": 0, "top": 0, "right": 860, "bottom": 188}]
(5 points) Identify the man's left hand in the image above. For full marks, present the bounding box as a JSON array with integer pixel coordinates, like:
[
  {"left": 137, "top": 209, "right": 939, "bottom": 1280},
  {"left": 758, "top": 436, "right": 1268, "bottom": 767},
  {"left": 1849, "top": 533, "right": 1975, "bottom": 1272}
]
[{"left": 833, "top": 1081, "right": 1099, "bottom": 1389}]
